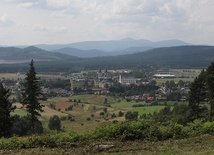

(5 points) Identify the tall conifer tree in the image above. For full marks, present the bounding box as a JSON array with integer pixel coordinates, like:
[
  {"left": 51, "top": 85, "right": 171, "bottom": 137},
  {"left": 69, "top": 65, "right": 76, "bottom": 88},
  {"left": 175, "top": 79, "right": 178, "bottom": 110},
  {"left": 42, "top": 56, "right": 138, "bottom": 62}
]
[
  {"left": 22, "top": 60, "right": 44, "bottom": 132},
  {"left": 188, "top": 70, "right": 206, "bottom": 120},
  {"left": 206, "top": 62, "right": 214, "bottom": 121},
  {"left": 0, "top": 83, "right": 16, "bottom": 137}
]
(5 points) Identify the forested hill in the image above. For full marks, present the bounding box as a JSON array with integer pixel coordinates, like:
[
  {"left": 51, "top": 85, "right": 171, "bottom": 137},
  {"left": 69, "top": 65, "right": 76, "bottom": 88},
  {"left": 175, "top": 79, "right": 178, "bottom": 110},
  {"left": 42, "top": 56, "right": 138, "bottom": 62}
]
[
  {"left": 0, "top": 46, "right": 77, "bottom": 61},
  {"left": 122, "top": 45, "right": 214, "bottom": 64},
  {"left": 81, "top": 45, "right": 214, "bottom": 68},
  {"left": 0, "top": 45, "right": 214, "bottom": 72}
]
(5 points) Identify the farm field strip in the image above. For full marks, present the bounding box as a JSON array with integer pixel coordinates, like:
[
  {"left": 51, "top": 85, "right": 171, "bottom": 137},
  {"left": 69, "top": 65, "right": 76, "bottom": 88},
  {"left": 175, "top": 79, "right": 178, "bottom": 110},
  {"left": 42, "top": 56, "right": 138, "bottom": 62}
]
[{"left": 0, "top": 73, "right": 66, "bottom": 80}]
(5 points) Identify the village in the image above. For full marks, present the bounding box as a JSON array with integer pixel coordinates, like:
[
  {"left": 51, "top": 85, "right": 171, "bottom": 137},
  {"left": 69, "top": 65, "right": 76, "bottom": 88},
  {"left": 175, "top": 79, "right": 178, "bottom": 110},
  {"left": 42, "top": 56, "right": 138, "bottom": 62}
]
[{"left": 1, "top": 68, "right": 192, "bottom": 105}]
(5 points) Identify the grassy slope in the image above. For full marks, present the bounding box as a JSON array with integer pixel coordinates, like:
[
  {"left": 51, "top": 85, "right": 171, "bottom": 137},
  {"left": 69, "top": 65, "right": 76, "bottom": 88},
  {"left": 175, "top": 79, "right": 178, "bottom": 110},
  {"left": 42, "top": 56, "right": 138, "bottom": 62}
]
[
  {"left": 45, "top": 95, "right": 166, "bottom": 132},
  {"left": 12, "top": 95, "right": 166, "bottom": 133},
  {"left": 131, "top": 106, "right": 165, "bottom": 115},
  {"left": 1, "top": 135, "right": 214, "bottom": 155}
]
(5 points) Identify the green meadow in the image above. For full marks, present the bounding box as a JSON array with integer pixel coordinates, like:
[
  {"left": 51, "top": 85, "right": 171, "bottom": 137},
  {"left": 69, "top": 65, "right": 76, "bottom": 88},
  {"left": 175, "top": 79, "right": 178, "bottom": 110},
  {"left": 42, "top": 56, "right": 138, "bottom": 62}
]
[{"left": 12, "top": 95, "right": 166, "bottom": 132}]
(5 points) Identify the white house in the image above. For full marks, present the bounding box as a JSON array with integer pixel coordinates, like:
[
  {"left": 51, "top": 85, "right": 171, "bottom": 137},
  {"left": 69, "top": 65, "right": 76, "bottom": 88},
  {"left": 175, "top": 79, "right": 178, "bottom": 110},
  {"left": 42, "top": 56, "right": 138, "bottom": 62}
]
[{"left": 153, "top": 74, "right": 175, "bottom": 78}]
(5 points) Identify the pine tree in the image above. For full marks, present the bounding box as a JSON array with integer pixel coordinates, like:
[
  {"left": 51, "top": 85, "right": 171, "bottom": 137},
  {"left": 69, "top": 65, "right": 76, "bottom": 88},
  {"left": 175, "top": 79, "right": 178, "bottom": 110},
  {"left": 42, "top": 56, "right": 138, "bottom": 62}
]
[
  {"left": 22, "top": 60, "right": 44, "bottom": 133},
  {"left": 188, "top": 70, "right": 207, "bottom": 120},
  {"left": 0, "top": 83, "right": 16, "bottom": 137},
  {"left": 206, "top": 62, "right": 214, "bottom": 121}
]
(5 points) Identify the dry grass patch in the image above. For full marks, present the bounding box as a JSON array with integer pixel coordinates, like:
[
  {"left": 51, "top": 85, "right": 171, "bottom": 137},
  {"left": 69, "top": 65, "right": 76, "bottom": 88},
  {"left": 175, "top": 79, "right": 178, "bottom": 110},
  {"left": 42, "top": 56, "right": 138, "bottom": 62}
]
[{"left": 42, "top": 105, "right": 68, "bottom": 117}]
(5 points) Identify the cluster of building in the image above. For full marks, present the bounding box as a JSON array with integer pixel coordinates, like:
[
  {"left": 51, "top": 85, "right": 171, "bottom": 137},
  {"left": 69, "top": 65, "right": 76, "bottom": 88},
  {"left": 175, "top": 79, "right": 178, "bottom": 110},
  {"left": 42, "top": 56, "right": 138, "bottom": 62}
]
[
  {"left": 2, "top": 70, "right": 189, "bottom": 102},
  {"left": 70, "top": 69, "right": 140, "bottom": 91}
]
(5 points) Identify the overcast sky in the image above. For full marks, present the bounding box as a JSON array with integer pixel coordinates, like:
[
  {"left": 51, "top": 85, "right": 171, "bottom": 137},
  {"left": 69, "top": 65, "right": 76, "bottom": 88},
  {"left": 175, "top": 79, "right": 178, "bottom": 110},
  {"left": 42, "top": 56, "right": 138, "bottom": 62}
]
[{"left": 0, "top": 0, "right": 214, "bottom": 45}]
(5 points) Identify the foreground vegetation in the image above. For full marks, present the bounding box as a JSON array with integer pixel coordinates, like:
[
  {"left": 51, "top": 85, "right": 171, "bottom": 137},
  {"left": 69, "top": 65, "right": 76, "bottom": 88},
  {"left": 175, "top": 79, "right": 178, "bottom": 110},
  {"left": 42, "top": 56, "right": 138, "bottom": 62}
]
[
  {"left": 1, "top": 119, "right": 214, "bottom": 155},
  {"left": 1, "top": 135, "right": 214, "bottom": 154}
]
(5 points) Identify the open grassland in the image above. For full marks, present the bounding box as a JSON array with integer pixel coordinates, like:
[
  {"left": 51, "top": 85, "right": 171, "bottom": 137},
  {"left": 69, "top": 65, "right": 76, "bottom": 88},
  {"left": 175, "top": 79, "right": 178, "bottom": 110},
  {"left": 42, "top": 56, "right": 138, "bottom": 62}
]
[
  {"left": 111, "top": 100, "right": 166, "bottom": 115},
  {"left": 111, "top": 100, "right": 141, "bottom": 108},
  {"left": 131, "top": 106, "right": 165, "bottom": 115}
]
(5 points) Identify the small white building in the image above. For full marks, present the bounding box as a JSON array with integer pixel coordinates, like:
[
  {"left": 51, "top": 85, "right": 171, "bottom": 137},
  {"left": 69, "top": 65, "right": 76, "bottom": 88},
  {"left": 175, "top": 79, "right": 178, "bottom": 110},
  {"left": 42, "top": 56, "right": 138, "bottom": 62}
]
[{"left": 153, "top": 74, "right": 175, "bottom": 78}]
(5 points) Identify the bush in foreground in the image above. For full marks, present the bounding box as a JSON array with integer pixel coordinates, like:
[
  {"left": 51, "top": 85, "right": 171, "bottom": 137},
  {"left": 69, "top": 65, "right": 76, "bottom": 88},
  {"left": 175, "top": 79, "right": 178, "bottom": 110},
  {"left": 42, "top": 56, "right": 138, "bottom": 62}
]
[{"left": 1, "top": 119, "right": 214, "bottom": 149}]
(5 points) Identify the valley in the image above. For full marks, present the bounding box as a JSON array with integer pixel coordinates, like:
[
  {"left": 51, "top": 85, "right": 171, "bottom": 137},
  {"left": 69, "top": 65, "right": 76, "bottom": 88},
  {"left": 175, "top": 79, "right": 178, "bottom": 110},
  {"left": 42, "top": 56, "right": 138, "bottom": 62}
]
[{"left": 1, "top": 0, "right": 214, "bottom": 154}]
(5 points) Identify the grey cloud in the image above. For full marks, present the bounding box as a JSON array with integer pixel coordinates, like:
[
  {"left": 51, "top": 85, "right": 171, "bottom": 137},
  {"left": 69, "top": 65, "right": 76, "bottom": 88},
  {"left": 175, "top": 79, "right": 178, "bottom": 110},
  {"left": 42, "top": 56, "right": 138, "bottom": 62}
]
[
  {"left": 0, "top": 15, "right": 14, "bottom": 27},
  {"left": 107, "top": 0, "right": 189, "bottom": 23},
  {"left": 3, "top": 0, "right": 80, "bottom": 14},
  {"left": 33, "top": 24, "right": 67, "bottom": 33}
]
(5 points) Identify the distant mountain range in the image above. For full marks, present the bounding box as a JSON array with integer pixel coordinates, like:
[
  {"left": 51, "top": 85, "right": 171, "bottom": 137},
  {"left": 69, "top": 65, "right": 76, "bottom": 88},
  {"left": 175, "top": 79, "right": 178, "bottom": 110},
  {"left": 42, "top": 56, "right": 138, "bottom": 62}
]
[
  {"left": 34, "top": 38, "right": 190, "bottom": 51},
  {"left": 33, "top": 38, "right": 190, "bottom": 58},
  {"left": 0, "top": 38, "right": 214, "bottom": 72},
  {"left": 52, "top": 47, "right": 108, "bottom": 58}
]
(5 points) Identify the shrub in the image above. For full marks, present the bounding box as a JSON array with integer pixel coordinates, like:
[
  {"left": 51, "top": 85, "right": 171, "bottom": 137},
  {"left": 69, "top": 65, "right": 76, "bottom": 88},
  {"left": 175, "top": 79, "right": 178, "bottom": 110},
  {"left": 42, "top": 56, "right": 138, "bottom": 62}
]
[
  {"left": 203, "top": 122, "right": 214, "bottom": 135},
  {"left": 170, "top": 123, "right": 188, "bottom": 139},
  {"left": 67, "top": 105, "right": 73, "bottom": 111},
  {"left": 118, "top": 111, "right": 124, "bottom": 117},
  {"left": 68, "top": 115, "right": 75, "bottom": 121},
  {"left": 111, "top": 113, "right": 116, "bottom": 118},
  {"left": 103, "top": 108, "right": 108, "bottom": 113},
  {"left": 132, "top": 104, "right": 145, "bottom": 107},
  {"left": 159, "top": 125, "right": 173, "bottom": 140},
  {"left": 113, "top": 120, "right": 118, "bottom": 124},
  {"left": 125, "top": 111, "right": 138, "bottom": 120},
  {"left": 186, "top": 120, "right": 204, "bottom": 136},
  {"left": 48, "top": 115, "right": 61, "bottom": 131},
  {"left": 100, "top": 112, "right": 105, "bottom": 116}
]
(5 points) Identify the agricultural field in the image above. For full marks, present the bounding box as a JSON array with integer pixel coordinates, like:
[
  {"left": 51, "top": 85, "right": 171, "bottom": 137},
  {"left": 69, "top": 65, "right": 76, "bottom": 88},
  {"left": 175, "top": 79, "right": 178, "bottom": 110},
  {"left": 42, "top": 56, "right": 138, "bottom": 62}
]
[
  {"left": 0, "top": 73, "right": 67, "bottom": 80},
  {"left": 12, "top": 95, "right": 167, "bottom": 133}
]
